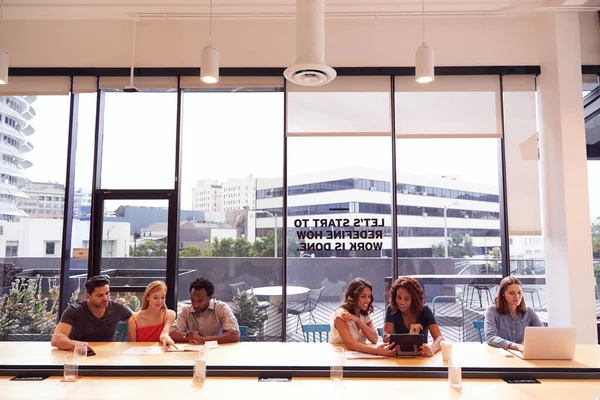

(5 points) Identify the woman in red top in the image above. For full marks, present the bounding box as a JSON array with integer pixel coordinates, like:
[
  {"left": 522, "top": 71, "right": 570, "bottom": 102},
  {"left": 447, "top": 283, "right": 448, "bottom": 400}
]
[{"left": 128, "top": 280, "right": 176, "bottom": 348}]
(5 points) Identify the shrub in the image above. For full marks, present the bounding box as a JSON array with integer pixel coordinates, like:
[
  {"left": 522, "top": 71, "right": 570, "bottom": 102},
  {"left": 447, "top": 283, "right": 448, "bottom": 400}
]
[{"left": 1, "top": 263, "right": 23, "bottom": 287}]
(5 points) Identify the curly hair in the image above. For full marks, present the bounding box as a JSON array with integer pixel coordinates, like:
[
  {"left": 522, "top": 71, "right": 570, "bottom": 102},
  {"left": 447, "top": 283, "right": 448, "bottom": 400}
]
[
  {"left": 189, "top": 277, "right": 215, "bottom": 297},
  {"left": 141, "top": 280, "right": 167, "bottom": 311},
  {"left": 339, "top": 278, "right": 374, "bottom": 316},
  {"left": 494, "top": 276, "right": 526, "bottom": 315},
  {"left": 388, "top": 276, "right": 424, "bottom": 315}
]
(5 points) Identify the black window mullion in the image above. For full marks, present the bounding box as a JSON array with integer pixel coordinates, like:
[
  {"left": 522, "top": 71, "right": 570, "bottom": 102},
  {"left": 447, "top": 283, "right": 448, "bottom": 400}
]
[{"left": 58, "top": 77, "right": 79, "bottom": 316}]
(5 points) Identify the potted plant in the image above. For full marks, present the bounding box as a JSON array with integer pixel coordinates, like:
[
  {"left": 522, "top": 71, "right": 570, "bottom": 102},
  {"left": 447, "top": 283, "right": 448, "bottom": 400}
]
[
  {"left": 0, "top": 276, "right": 58, "bottom": 341},
  {"left": 0, "top": 263, "right": 23, "bottom": 296},
  {"left": 232, "top": 289, "right": 268, "bottom": 339},
  {"left": 114, "top": 292, "right": 141, "bottom": 313}
]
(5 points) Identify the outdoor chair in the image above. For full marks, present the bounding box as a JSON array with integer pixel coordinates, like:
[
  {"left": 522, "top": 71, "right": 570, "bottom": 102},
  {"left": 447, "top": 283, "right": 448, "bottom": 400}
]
[{"left": 301, "top": 324, "right": 330, "bottom": 343}]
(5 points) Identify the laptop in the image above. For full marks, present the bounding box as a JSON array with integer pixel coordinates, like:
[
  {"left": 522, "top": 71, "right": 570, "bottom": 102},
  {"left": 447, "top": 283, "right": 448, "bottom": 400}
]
[
  {"left": 506, "top": 327, "right": 576, "bottom": 360},
  {"left": 389, "top": 333, "right": 424, "bottom": 356}
]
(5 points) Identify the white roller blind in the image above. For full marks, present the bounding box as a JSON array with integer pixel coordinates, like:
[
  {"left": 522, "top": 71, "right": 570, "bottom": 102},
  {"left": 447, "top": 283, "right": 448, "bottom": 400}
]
[
  {"left": 395, "top": 75, "right": 503, "bottom": 138},
  {"left": 180, "top": 76, "right": 283, "bottom": 89},
  {"left": 0, "top": 77, "right": 71, "bottom": 95},
  {"left": 503, "top": 75, "right": 541, "bottom": 235},
  {"left": 286, "top": 76, "right": 392, "bottom": 137}
]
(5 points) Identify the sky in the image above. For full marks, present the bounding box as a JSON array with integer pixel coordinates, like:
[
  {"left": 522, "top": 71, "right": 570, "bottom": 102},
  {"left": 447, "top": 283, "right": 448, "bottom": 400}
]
[{"left": 20, "top": 92, "right": 600, "bottom": 221}]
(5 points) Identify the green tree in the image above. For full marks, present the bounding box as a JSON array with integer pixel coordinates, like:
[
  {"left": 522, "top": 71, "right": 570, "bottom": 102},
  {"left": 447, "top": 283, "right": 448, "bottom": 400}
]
[
  {"left": 432, "top": 232, "right": 476, "bottom": 258},
  {"left": 209, "top": 238, "right": 236, "bottom": 257},
  {"left": 592, "top": 223, "right": 600, "bottom": 259},
  {"left": 232, "top": 238, "right": 252, "bottom": 257},
  {"left": 179, "top": 246, "right": 203, "bottom": 257},
  {"left": 207, "top": 237, "right": 253, "bottom": 257},
  {"left": 130, "top": 240, "right": 167, "bottom": 257},
  {"left": 249, "top": 230, "right": 302, "bottom": 257}
]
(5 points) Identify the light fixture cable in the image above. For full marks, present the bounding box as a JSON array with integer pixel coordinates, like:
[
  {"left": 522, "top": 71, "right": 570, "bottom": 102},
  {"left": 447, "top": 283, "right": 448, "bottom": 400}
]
[
  {"left": 208, "top": 0, "right": 213, "bottom": 46},
  {"left": 0, "top": 0, "right": 4, "bottom": 39},
  {"left": 129, "top": 19, "right": 137, "bottom": 88},
  {"left": 421, "top": 0, "right": 426, "bottom": 45},
  {"left": 200, "top": 0, "right": 219, "bottom": 84}
]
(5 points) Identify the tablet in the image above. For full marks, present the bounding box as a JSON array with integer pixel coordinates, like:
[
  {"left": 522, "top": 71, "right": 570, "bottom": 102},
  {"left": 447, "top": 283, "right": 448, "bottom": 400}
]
[{"left": 389, "top": 334, "right": 424, "bottom": 356}]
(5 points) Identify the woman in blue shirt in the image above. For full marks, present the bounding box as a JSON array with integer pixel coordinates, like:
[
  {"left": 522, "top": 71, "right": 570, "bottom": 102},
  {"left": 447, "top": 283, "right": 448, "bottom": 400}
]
[
  {"left": 383, "top": 276, "right": 444, "bottom": 357},
  {"left": 484, "top": 276, "right": 543, "bottom": 351}
]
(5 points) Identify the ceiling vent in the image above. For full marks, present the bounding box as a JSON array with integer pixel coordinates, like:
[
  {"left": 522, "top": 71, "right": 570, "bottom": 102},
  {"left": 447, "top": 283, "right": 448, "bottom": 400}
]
[{"left": 284, "top": 0, "right": 336, "bottom": 86}]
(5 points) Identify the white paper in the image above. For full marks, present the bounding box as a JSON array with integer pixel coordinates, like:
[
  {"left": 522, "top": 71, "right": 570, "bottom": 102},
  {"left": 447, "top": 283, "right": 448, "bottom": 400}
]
[
  {"left": 166, "top": 344, "right": 205, "bottom": 352},
  {"left": 205, "top": 341, "right": 219, "bottom": 349},
  {"left": 123, "top": 346, "right": 165, "bottom": 355}
]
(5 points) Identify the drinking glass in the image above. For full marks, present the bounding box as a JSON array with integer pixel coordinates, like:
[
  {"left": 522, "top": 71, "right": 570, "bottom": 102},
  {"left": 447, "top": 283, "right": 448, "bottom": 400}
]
[
  {"left": 74, "top": 342, "right": 88, "bottom": 365},
  {"left": 331, "top": 347, "right": 344, "bottom": 381},
  {"left": 448, "top": 359, "right": 462, "bottom": 388},
  {"left": 64, "top": 355, "right": 78, "bottom": 382},
  {"left": 193, "top": 346, "right": 208, "bottom": 382}
]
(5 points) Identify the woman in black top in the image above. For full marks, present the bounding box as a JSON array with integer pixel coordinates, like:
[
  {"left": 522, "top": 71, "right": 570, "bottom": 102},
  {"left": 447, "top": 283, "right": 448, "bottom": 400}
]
[{"left": 383, "top": 276, "right": 444, "bottom": 357}]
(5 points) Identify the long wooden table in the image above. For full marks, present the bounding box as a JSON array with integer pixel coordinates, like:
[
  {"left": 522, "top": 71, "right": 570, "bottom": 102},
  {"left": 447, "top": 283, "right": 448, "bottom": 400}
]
[
  {"left": 2, "top": 342, "right": 600, "bottom": 378},
  {"left": 2, "top": 377, "right": 600, "bottom": 400}
]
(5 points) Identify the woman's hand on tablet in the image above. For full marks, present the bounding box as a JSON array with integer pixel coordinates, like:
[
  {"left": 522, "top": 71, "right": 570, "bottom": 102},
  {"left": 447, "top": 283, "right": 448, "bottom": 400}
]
[{"left": 376, "top": 342, "right": 397, "bottom": 357}]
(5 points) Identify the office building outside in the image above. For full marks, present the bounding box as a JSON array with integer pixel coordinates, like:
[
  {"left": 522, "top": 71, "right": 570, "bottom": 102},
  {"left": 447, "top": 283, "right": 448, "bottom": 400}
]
[
  {"left": 192, "top": 179, "right": 223, "bottom": 213},
  {"left": 222, "top": 175, "right": 257, "bottom": 211},
  {"left": 255, "top": 167, "right": 502, "bottom": 258},
  {"left": 0, "top": 96, "right": 35, "bottom": 222}
]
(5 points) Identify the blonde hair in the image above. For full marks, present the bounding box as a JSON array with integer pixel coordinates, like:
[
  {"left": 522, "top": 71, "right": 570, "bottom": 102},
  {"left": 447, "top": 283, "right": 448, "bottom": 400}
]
[{"left": 142, "top": 281, "right": 167, "bottom": 310}]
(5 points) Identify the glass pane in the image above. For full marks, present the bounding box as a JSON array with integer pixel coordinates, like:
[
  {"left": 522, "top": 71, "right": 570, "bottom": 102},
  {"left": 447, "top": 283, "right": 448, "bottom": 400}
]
[
  {"left": 68, "top": 93, "right": 96, "bottom": 296},
  {"left": 285, "top": 136, "right": 394, "bottom": 342},
  {"left": 92, "top": 199, "right": 169, "bottom": 310},
  {"left": 395, "top": 138, "right": 502, "bottom": 343},
  {"left": 0, "top": 94, "right": 70, "bottom": 341},
  {"left": 100, "top": 91, "right": 176, "bottom": 189},
  {"left": 179, "top": 88, "right": 284, "bottom": 342},
  {"left": 503, "top": 75, "right": 547, "bottom": 327},
  {"left": 591, "top": 162, "right": 600, "bottom": 319}
]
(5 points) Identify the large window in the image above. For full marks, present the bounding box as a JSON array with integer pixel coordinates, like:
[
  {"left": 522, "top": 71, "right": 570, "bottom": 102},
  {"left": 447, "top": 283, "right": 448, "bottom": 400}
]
[
  {"left": 179, "top": 79, "right": 284, "bottom": 341},
  {"left": 395, "top": 75, "right": 503, "bottom": 343},
  {"left": 285, "top": 76, "right": 393, "bottom": 342},
  {"left": 0, "top": 71, "right": 558, "bottom": 344},
  {"left": 0, "top": 88, "right": 70, "bottom": 341}
]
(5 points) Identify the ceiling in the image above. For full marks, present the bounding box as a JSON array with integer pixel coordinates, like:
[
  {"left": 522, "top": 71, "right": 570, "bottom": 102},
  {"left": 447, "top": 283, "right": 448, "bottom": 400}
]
[{"left": 2, "top": 0, "right": 599, "bottom": 20}]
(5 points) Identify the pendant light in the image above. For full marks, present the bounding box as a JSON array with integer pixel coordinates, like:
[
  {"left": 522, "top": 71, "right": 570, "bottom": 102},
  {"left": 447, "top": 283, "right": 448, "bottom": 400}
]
[
  {"left": 201, "top": 0, "right": 219, "bottom": 84},
  {"left": 0, "top": 0, "right": 8, "bottom": 85},
  {"left": 415, "top": 0, "right": 434, "bottom": 84}
]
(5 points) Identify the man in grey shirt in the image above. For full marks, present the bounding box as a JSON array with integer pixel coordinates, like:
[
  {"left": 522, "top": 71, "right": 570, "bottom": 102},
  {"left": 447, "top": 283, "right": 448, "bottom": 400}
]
[
  {"left": 170, "top": 277, "right": 240, "bottom": 344},
  {"left": 51, "top": 275, "right": 132, "bottom": 351}
]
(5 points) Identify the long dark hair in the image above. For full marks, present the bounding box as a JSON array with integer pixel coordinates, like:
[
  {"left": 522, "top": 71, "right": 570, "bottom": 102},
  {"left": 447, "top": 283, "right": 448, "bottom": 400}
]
[
  {"left": 339, "top": 278, "right": 374, "bottom": 316},
  {"left": 388, "top": 276, "right": 424, "bottom": 315},
  {"left": 495, "top": 276, "right": 526, "bottom": 315}
]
